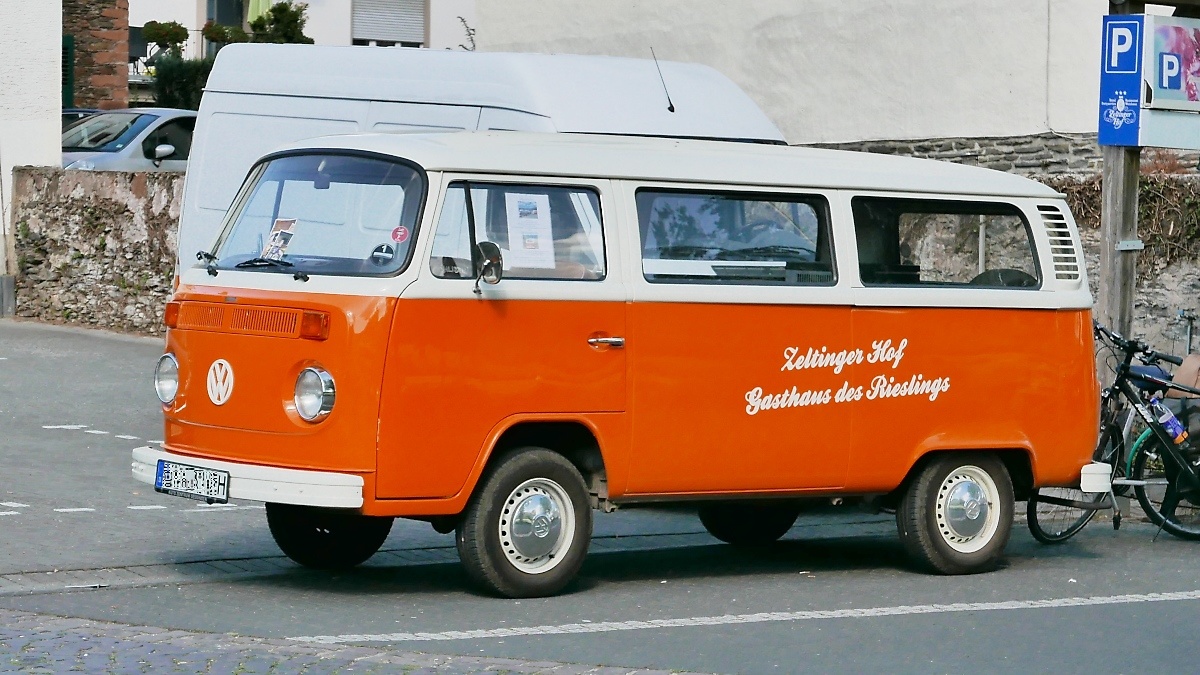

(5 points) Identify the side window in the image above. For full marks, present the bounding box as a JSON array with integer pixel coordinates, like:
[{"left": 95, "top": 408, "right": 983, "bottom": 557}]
[
  {"left": 141, "top": 118, "right": 195, "bottom": 161},
  {"left": 852, "top": 197, "right": 1039, "bottom": 288},
  {"left": 635, "top": 189, "right": 835, "bottom": 285},
  {"left": 430, "top": 182, "right": 605, "bottom": 280}
]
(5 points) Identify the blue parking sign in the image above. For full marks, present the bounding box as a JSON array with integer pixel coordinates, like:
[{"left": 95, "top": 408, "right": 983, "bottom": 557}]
[
  {"left": 1160, "top": 52, "right": 1183, "bottom": 90},
  {"left": 1099, "top": 15, "right": 1144, "bottom": 146}
]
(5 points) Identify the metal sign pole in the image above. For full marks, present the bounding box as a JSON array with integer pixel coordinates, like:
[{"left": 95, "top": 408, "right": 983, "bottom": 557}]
[{"left": 1098, "top": 1, "right": 1145, "bottom": 339}]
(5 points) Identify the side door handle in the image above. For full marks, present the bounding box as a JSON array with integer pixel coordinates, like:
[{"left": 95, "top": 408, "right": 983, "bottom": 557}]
[{"left": 587, "top": 336, "right": 625, "bottom": 348}]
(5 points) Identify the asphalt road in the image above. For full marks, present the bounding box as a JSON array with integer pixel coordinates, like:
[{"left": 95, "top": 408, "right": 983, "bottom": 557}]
[{"left": 2, "top": 318, "right": 1200, "bottom": 674}]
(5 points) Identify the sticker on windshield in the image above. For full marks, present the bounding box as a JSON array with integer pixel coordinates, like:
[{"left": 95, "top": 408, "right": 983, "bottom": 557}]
[
  {"left": 391, "top": 226, "right": 410, "bottom": 243},
  {"left": 261, "top": 218, "right": 296, "bottom": 261}
]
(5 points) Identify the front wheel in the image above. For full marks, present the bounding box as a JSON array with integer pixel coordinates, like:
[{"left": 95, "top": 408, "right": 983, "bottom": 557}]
[
  {"left": 1027, "top": 488, "right": 1103, "bottom": 544},
  {"left": 266, "top": 503, "right": 393, "bottom": 570},
  {"left": 897, "top": 454, "right": 1014, "bottom": 574},
  {"left": 1131, "top": 435, "right": 1200, "bottom": 540},
  {"left": 456, "top": 448, "right": 593, "bottom": 598}
]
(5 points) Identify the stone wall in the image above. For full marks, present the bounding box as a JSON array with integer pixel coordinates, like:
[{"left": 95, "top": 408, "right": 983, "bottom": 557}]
[
  {"left": 11, "top": 168, "right": 181, "bottom": 335},
  {"left": 63, "top": 0, "right": 129, "bottom": 109},
  {"left": 806, "top": 132, "right": 1200, "bottom": 177}
]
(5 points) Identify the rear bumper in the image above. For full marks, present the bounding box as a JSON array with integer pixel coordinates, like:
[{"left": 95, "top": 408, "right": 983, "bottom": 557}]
[{"left": 131, "top": 446, "right": 364, "bottom": 508}]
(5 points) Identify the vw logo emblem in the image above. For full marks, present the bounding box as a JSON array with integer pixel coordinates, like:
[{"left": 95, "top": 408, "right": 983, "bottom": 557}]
[{"left": 206, "top": 359, "right": 234, "bottom": 406}]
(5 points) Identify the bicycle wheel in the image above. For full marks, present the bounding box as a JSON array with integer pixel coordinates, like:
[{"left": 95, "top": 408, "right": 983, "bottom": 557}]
[
  {"left": 1131, "top": 434, "right": 1200, "bottom": 540},
  {"left": 1027, "top": 488, "right": 1104, "bottom": 543}
]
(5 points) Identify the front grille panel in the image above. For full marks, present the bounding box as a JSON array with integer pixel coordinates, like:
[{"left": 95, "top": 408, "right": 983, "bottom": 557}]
[{"left": 174, "top": 302, "right": 302, "bottom": 338}]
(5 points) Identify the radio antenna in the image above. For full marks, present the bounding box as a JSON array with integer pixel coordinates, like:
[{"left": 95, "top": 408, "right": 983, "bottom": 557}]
[{"left": 650, "top": 47, "right": 675, "bottom": 113}]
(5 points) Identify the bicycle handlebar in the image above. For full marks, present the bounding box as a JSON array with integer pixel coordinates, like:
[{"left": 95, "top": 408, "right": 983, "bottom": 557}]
[
  {"left": 1143, "top": 350, "right": 1184, "bottom": 367},
  {"left": 1093, "top": 321, "right": 1148, "bottom": 355}
]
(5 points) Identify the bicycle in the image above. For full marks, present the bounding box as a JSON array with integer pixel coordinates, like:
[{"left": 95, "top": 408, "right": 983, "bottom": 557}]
[{"left": 1027, "top": 322, "right": 1200, "bottom": 543}]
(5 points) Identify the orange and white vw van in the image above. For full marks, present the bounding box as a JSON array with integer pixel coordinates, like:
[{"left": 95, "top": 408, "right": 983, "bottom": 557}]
[{"left": 133, "top": 131, "right": 1098, "bottom": 597}]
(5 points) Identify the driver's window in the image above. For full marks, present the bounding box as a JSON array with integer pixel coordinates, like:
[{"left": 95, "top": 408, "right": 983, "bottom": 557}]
[
  {"left": 852, "top": 197, "right": 1039, "bottom": 289},
  {"left": 141, "top": 118, "right": 195, "bottom": 161},
  {"left": 429, "top": 181, "right": 606, "bottom": 281}
]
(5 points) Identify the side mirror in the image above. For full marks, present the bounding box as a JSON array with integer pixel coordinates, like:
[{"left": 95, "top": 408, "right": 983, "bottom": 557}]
[
  {"left": 473, "top": 241, "right": 503, "bottom": 295},
  {"left": 153, "top": 144, "right": 175, "bottom": 160}
]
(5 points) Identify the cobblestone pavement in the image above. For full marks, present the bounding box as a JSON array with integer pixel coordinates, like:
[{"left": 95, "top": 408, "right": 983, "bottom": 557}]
[{"left": 0, "top": 608, "right": 709, "bottom": 674}]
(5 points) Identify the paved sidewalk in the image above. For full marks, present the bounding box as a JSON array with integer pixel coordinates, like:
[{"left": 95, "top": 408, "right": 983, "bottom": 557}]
[{"left": 0, "top": 608, "right": 710, "bottom": 674}]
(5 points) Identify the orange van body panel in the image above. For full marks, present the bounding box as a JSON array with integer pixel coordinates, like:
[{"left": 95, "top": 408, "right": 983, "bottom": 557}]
[
  {"left": 843, "top": 306, "right": 1097, "bottom": 492},
  {"left": 375, "top": 298, "right": 627, "bottom": 500},
  {"left": 161, "top": 285, "right": 394, "bottom": 476},
  {"left": 625, "top": 302, "right": 851, "bottom": 494},
  {"left": 161, "top": 282, "right": 1097, "bottom": 516}
]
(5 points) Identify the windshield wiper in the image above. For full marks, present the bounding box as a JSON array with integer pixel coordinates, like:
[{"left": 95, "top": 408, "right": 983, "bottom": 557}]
[{"left": 234, "top": 257, "right": 294, "bottom": 269}]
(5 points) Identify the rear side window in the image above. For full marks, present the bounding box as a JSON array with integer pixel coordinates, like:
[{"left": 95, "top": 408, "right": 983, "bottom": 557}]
[
  {"left": 852, "top": 197, "right": 1040, "bottom": 288},
  {"left": 430, "top": 182, "right": 605, "bottom": 281},
  {"left": 635, "top": 189, "right": 835, "bottom": 285}
]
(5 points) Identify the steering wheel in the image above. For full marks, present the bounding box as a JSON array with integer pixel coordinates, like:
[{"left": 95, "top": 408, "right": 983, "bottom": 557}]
[{"left": 968, "top": 268, "right": 1038, "bottom": 288}]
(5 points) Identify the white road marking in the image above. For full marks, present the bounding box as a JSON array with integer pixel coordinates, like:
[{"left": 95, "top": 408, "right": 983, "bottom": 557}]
[
  {"left": 83, "top": 430, "right": 109, "bottom": 435},
  {"left": 53, "top": 508, "right": 95, "bottom": 513},
  {"left": 150, "top": 440, "right": 164, "bottom": 445},
  {"left": 289, "top": 590, "right": 1200, "bottom": 644},
  {"left": 0, "top": 502, "right": 29, "bottom": 508},
  {"left": 127, "top": 505, "right": 167, "bottom": 510},
  {"left": 42, "top": 425, "right": 87, "bottom": 430},
  {"left": 0, "top": 511, "right": 19, "bottom": 516},
  {"left": 115, "top": 435, "right": 139, "bottom": 440}
]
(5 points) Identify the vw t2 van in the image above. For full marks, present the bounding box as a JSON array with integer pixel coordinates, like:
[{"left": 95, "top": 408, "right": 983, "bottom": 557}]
[{"left": 134, "top": 131, "right": 1099, "bottom": 597}]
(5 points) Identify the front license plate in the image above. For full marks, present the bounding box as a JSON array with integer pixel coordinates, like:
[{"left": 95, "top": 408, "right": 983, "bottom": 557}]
[{"left": 155, "top": 460, "right": 230, "bottom": 503}]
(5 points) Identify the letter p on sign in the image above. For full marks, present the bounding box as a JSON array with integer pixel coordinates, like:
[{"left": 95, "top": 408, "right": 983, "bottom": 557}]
[
  {"left": 1162, "top": 52, "right": 1183, "bottom": 90},
  {"left": 1106, "top": 22, "right": 1139, "bottom": 74}
]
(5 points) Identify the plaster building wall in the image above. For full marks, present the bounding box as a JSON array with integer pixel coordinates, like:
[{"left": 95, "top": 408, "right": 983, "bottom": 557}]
[
  {"left": 305, "top": 0, "right": 353, "bottom": 45},
  {"left": 63, "top": 0, "right": 130, "bottom": 109},
  {"left": 0, "top": 0, "right": 62, "bottom": 297},
  {"left": 428, "top": 0, "right": 478, "bottom": 50},
  {"left": 475, "top": 0, "right": 1121, "bottom": 145}
]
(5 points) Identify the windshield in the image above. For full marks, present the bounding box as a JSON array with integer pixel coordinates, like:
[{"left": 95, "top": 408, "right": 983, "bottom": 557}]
[
  {"left": 62, "top": 112, "right": 156, "bottom": 152},
  {"left": 210, "top": 153, "right": 425, "bottom": 277}
]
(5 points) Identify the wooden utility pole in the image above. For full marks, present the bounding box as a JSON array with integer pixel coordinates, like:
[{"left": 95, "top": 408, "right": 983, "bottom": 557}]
[{"left": 1098, "top": 0, "right": 1145, "bottom": 339}]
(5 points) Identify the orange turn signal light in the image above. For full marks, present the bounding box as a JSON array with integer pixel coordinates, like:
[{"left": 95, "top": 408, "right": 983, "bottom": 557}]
[
  {"left": 163, "top": 301, "right": 180, "bottom": 329},
  {"left": 300, "top": 310, "right": 331, "bottom": 341}
]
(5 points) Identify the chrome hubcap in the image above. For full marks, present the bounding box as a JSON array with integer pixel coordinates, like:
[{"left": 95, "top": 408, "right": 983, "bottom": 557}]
[
  {"left": 944, "top": 479, "right": 988, "bottom": 539},
  {"left": 934, "top": 465, "right": 1001, "bottom": 554},
  {"left": 498, "top": 478, "right": 575, "bottom": 574}
]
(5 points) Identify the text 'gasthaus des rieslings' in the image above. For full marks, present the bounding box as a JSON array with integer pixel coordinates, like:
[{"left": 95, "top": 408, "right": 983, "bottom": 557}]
[{"left": 743, "top": 339, "right": 952, "bottom": 416}]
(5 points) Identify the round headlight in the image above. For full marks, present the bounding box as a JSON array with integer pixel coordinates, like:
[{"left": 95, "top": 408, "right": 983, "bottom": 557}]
[
  {"left": 154, "top": 353, "right": 179, "bottom": 404},
  {"left": 294, "top": 367, "right": 335, "bottom": 422}
]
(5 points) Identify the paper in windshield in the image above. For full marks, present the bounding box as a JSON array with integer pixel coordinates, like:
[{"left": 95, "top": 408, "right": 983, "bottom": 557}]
[
  {"left": 260, "top": 218, "right": 296, "bottom": 261},
  {"left": 503, "top": 194, "right": 555, "bottom": 269}
]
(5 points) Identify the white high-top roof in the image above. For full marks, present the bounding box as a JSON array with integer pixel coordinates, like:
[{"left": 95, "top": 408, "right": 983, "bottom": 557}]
[
  {"left": 205, "top": 44, "right": 786, "bottom": 144},
  {"left": 271, "top": 131, "right": 1061, "bottom": 199}
]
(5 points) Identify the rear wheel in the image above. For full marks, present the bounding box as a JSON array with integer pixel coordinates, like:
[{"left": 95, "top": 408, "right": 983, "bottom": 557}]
[
  {"left": 1027, "top": 488, "right": 1103, "bottom": 544},
  {"left": 698, "top": 502, "right": 800, "bottom": 546},
  {"left": 897, "top": 454, "right": 1013, "bottom": 574},
  {"left": 1131, "top": 435, "right": 1200, "bottom": 540},
  {"left": 266, "top": 503, "right": 393, "bottom": 570},
  {"left": 456, "top": 448, "right": 593, "bottom": 598}
]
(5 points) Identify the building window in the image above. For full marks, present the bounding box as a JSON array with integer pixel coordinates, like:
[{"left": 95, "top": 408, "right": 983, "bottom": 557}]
[{"left": 352, "top": 0, "right": 426, "bottom": 47}]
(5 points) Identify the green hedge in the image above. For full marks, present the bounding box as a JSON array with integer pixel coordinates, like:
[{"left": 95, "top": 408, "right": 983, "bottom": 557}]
[{"left": 153, "top": 56, "right": 215, "bottom": 111}]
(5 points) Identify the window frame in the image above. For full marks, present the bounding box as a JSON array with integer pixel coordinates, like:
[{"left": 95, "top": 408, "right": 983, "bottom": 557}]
[
  {"left": 850, "top": 195, "right": 1044, "bottom": 291},
  {"left": 206, "top": 149, "right": 429, "bottom": 278},
  {"left": 429, "top": 179, "right": 608, "bottom": 283},
  {"left": 633, "top": 186, "right": 837, "bottom": 287}
]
